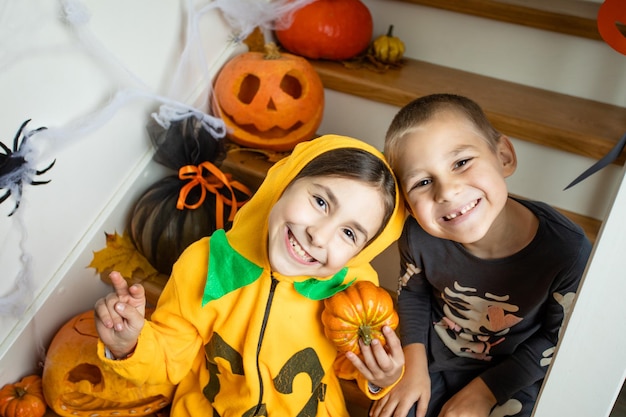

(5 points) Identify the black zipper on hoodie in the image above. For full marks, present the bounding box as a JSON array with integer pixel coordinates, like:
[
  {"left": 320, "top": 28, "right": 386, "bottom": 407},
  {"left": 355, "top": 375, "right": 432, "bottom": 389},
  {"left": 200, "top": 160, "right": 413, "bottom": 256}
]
[{"left": 252, "top": 274, "right": 279, "bottom": 416}]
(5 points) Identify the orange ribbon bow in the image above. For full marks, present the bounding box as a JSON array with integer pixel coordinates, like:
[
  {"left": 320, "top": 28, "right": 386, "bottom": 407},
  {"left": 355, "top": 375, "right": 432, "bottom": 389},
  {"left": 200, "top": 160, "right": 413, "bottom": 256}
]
[{"left": 177, "top": 162, "right": 251, "bottom": 230}]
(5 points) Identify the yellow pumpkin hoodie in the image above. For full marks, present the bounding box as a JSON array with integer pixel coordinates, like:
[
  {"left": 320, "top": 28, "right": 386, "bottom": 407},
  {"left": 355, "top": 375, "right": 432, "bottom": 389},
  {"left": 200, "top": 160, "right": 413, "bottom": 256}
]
[{"left": 98, "top": 135, "right": 405, "bottom": 416}]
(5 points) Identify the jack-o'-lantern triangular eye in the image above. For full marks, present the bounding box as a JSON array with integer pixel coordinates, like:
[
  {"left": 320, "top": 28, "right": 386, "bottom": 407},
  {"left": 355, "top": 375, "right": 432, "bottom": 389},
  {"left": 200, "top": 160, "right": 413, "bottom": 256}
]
[{"left": 66, "top": 363, "right": 103, "bottom": 388}]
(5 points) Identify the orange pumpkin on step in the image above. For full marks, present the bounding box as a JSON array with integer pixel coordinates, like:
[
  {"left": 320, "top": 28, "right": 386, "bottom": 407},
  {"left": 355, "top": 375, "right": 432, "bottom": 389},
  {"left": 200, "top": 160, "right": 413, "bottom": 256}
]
[
  {"left": 213, "top": 43, "right": 324, "bottom": 152},
  {"left": 275, "top": 0, "right": 373, "bottom": 61},
  {"left": 322, "top": 281, "right": 398, "bottom": 355},
  {"left": 0, "top": 375, "right": 47, "bottom": 417}
]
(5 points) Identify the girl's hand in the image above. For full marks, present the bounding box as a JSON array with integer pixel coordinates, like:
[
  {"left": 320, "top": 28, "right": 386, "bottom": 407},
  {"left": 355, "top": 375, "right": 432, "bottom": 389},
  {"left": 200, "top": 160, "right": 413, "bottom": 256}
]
[
  {"left": 94, "top": 271, "right": 146, "bottom": 358},
  {"left": 346, "top": 325, "right": 405, "bottom": 389}
]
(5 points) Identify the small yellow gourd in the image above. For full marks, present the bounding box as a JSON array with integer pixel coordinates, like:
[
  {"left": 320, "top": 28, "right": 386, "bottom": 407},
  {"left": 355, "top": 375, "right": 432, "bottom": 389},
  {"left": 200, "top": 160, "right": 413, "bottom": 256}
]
[{"left": 371, "top": 25, "right": 405, "bottom": 64}]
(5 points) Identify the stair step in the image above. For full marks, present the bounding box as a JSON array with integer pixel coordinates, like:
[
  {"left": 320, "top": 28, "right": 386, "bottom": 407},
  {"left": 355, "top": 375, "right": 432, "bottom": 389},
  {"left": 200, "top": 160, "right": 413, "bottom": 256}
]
[
  {"left": 310, "top": 58, "right": 626, "bottom": 166},
  {"left": 395, "top": 0, "right": 626, "bottom": 41},
  {"left": 552, "top": 206, "right": 601, "bottom": 243}
]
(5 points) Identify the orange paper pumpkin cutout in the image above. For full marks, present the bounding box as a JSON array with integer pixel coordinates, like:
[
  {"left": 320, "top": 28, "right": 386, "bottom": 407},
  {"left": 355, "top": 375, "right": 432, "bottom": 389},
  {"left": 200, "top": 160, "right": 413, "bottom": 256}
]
[{"left": 598, "top": 0, "right": 626, "bottom": 55}]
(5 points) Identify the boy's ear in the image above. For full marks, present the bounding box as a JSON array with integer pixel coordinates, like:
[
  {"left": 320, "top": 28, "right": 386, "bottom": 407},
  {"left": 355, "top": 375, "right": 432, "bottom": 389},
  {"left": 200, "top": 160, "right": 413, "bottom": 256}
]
[{"left": 497, "top": 135, "right": 517, "bottom": 177}]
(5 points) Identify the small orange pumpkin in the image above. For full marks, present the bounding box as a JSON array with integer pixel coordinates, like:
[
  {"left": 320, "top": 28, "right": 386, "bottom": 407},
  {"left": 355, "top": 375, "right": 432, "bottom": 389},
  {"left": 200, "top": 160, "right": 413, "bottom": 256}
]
[
  {"left": 321, "top": 281, "right": 398, "bottom": 355},
  {"left": 0, "top": 375, "right": 47, "bottom": 417},
  {"left": 213, "top": 43, "right": 324, "bottom": 151}
]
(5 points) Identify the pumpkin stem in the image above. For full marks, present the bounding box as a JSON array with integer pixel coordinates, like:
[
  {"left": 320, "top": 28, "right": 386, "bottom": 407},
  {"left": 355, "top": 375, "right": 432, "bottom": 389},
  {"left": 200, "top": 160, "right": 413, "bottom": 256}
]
[
  {"left": 358, "top": 325, "right": 373, "bottom": 346},
  {"left": 14, "top": 386, "right": 27, "bottom": 398},
  {"left": 386, "top": 25, "right": 395, "bottom": 37},
  {"left": 264, "top": 42, "right": 282, "bottom": 60}
]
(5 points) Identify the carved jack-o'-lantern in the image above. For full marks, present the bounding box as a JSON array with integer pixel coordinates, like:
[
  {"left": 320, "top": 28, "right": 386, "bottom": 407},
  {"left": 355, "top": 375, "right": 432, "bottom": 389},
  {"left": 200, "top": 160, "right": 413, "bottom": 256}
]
[
  {"left": 213, "top": 43, "right": 324, "bottom": 151},
  {"left": 42, "top": 310, "right": 174, "bottom": 417}
]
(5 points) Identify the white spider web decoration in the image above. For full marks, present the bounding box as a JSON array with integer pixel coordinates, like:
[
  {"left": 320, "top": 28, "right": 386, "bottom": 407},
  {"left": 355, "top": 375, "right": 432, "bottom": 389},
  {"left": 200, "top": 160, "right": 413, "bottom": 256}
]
[{"left": 0, "top": 0, "right": 318, "bottom": 368}]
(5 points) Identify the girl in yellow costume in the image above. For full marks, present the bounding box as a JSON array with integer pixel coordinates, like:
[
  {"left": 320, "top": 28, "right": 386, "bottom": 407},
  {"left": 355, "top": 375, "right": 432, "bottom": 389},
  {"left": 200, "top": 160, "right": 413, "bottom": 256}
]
[{"left": 94, "top": 135, "right": 406, "bottom": 416}]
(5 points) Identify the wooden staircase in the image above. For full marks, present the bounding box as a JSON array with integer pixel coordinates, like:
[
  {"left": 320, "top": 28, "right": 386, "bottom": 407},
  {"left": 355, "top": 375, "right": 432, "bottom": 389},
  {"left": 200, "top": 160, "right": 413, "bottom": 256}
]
[{"left": 310, "top": 58, "right": 626, "bottom": 166}]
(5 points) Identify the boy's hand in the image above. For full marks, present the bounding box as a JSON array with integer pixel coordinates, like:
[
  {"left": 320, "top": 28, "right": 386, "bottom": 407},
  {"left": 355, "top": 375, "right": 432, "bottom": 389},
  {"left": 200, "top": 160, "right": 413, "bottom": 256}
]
[
  {"left": 346, "top": 325, "right": 405, "bottom": 389},
  {"left": 94, "top": 271, "right": 146, "bottom": 358},
  {"left": 437, "top": 377, "right": 496, "bottom": 417},
  {"left": 370, "top": 343, "right": 430, "bottom": 417}
]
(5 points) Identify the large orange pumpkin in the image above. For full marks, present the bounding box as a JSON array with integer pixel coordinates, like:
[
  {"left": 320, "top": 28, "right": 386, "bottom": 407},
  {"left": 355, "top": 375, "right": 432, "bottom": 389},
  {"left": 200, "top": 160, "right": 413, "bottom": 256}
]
[
  {"left": 213, "top": 43, "right": 324, "bottom": 151},
  {"left": 42, "top": 310, "right": 174, "bottom": 417},
  {"left": 321, "top": 281, "right": 398, "bottom": 355},
  {"left": 275, "top": 0, "right": 373, "bottom": 60},
  {"left": 0, "top": 375, "right": 46, "bottom": 417}
]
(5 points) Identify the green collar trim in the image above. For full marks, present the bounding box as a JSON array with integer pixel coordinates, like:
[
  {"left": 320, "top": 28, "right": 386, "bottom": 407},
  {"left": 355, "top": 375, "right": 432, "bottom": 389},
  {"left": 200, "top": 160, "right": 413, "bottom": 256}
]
[
  {"left": 202, "top": 230, "right": 262, "bottom": 306},
  {"left": 293, "top": 268, "right": 355, "bottom": 301},
  {"left": 202, "top": 230, "right": 355, "bottom": 305}
]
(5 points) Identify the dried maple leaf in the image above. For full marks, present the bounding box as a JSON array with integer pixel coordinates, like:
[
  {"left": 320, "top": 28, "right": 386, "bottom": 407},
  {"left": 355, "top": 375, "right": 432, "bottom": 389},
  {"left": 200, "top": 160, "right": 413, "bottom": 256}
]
[
  {"left": 88, "top": 231, "right": 158, "bottom": 280},
  {"left": 243, "top": 26, "right": 265, "bottom": 53}
]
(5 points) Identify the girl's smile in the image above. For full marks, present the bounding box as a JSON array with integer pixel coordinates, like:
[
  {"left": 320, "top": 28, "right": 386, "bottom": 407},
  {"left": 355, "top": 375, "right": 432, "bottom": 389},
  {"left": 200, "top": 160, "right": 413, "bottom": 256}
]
[
  {"left": 267, "top": 175, "right": 385, "bottom": 278},
  {"left": 287, "top": 229, "right": 318, "bottom": 265}
]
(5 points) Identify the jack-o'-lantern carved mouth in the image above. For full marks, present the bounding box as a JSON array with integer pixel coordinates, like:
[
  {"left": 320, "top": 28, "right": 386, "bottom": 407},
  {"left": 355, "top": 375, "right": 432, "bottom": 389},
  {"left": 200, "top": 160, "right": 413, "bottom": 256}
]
[
  {"left": 228, "top": 120, "right": 305, "bottom": 139},
  {"left": 56, "top": 363, "right": 170, "bottom": 416},
  {"left": 43, "top": 310, "right": 174, "bottom": 417}
]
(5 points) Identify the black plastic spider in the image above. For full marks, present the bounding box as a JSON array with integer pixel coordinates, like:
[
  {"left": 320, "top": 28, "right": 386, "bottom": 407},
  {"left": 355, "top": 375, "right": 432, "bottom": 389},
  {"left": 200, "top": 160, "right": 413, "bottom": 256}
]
[{"left": 0, "top": 119, "right": 55, "bottom": 216}]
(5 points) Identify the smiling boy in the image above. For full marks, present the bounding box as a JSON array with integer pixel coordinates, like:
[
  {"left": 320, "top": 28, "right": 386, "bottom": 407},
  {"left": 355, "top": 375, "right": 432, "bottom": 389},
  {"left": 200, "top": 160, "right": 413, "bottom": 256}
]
[{"left": 373, "top": 94, "right": 592, "bottom": 417}]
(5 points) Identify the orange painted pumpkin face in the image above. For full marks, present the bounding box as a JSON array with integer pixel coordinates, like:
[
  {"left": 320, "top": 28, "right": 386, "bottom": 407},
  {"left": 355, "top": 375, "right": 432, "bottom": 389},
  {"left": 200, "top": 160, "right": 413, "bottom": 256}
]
[
  {"left": 213, "top": 47, "right": 324, "bottom": 151},
  {"left": 42, "top": 310, "right": 174, "bottom": 417}
]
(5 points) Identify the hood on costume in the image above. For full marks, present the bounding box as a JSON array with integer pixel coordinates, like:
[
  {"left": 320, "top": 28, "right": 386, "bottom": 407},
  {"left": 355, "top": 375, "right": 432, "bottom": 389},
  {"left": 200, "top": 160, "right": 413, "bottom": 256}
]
[{"left": 225, "top": 134, "right": 405, "bottom": 283}]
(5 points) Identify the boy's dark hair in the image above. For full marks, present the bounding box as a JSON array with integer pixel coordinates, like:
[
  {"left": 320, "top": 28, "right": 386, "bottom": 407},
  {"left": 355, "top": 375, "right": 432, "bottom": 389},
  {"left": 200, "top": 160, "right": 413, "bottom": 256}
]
[
  {"left": 293, "top": 147, "right": 396, "bottom": 242},
  {"left": 384, "top": 93, "right": 502, "bottom": 170}
]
